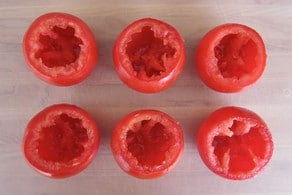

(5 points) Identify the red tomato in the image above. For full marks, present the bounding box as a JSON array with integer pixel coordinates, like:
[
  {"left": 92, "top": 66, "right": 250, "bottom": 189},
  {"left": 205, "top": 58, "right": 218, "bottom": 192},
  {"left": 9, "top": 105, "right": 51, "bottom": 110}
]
[
  {"left": 22, "top": 104, "right": 100, "bottom": 178},
  {"left": 197, "top": 106, "right": 273, "bottom": 180},
  {"left": 113, "top": 18, "right": 186, "bottom": 93},
  {"left": 23, "top": 12, "right": 98, "bottom": 86},
  {"left": 111, "top": 110, "right": 184, "bottom": 178},
  {"left": 195, "top": 23, "right": 267, "bottom": 93}
]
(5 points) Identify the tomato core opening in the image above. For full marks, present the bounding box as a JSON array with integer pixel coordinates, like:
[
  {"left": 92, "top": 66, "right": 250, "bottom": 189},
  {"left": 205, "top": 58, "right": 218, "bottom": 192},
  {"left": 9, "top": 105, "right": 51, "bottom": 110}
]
[
  {"left": 37, "top": 113, "right": 88, "bottom": 162},
  {"left": 126, "top": 119, "right": 173, "bottom": 167},
  {"left": 35, "top": 26, "right": 83, "bottom": 68},
  {"left": 212, "top": 120, "right": 267, "bottom": 173},
  {"left": 126, "top": 26, "right": 176, "bottom": 78},
  {"left": 214, "top": 33, "right": 257, "bottom": 79}
]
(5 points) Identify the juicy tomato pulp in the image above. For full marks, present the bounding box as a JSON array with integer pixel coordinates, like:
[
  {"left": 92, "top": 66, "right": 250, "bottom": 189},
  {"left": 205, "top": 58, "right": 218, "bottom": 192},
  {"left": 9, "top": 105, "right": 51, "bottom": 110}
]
[
  {"left": 23, "top": 12, "right": 98, "bottom": 86},
  {"left": 126, "top": 119, "right": 174, "bottom": 167},
  {"left": 113, "top": 18, "right": 186, "bottom": 93},
  {"left": 195, "top": 23, "right": 267, "bottom": 93},
  {"left": 111, "top": 110, "right": 184, "bottom": 178},
  {"left": 35, "top": 26, "right": 83, "bottom": 68},
  {"left": 197, "top": 107, "right": 273, "bottom": 180},
  {"left": 37, "top": 113, "right": 88, "bottom": 163},
  {"left": 215, "top": 33, "right": 258, "bottom": 79},
  {"left": 23, "top": 104, "right": 100, "bottom": 178}
]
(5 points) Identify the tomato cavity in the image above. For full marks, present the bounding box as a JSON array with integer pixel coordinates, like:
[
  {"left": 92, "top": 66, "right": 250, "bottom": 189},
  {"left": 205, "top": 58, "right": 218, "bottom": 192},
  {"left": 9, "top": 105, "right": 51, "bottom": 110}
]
[
  {"left": 126, "top": 26, "right": 176, "bottom": 78},
  {"left": 35, "top": 26, "right": 83, "bottom": 68},
  {"left": 126, "top": 119, "right": 173, "bottom": 167},
  {"left": 37, "top": 113, "right": 88, "bottom": 163},
  {"left": 214, "top": 34, "right": 257, "bottom": 79},
  {"left": 212, "top": 120, "right": 267, "bottom": 173}
]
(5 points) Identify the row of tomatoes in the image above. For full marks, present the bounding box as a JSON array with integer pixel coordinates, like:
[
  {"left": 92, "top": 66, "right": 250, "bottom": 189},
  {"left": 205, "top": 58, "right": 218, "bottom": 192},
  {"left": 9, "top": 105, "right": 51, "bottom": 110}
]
[
  {"left": 22, "top": 12, "right": 273, "bottom": 180},
  {"left": 23, "top": 104, "right": 273, "bottom": 180},
  {"left": 23, "top": 12, "right": 267, "bottom": 93}
]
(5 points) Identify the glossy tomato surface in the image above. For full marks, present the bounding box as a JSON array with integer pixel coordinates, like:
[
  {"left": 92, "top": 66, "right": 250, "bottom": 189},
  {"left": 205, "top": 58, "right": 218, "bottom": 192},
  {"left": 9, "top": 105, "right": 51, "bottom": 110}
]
[
  {"left": 195, "top": 23, "right": 267, "bottom": 93},
  {"left": 23, "top": 12, "right": 98, "bottom": 86},
  {"left": 111, "top": 110, "right": 184, "bottom": 178},
  {"left": 113, "top": 18, "right": 186, "bottom": 93},
  {"left": 23, "top": 104, "right": 100, "bottom": 178},
  {"left": 197, "top": 106, "right": 273, "bottom": 180}
]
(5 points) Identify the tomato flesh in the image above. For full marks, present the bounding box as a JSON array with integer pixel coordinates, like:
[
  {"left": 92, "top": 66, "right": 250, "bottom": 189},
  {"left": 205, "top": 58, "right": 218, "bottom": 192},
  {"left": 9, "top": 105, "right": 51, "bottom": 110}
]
[
  {"left": 126, "top": 119, "right": 174, "bottom": 167},
  {"left": 195, "top": 23, "right": 267, "bottom": 93},
  {"left": 35, "top": 26, "right": 83, "bottom": 68},
  {"left": 212, "top": 120, "right": 267, "bottom": 173},
  {"left": 23, "top": 104, "right": 100, "bottom": 178},
  {"left": 23, "top": 12, "right": 98, "bottom": 86},
  {"left": 215, "top": 34, "right": 257, "bottom": 79},
  {"left": 113, "top": 18, "right": 185, "bottom": 93},
  {"left": 126, "top": 26, "right": 176, "bottom": 78},
  {"left": 197, "top": 107, "right": 273, "bottom": 180},
  {"left": 111, "top": 110, "right": 184, "bottom": 178},
  {"left": 38, "top": 113, "right": 88, "bottom": 163}
]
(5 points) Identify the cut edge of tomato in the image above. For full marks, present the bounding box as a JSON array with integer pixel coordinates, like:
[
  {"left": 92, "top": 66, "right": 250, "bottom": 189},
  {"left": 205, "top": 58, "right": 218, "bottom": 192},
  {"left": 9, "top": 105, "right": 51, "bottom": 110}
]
[
  {"left": 23, "top": 13, "right": 98, "bottom": 86},
  {"left": 195, "top": 23, "right": 267, "bottom": 93},
  {"left": 111, "top": 110, "right": 184, "bottom": 178},
  {"left": 23, "top": 104, "right": 100, "bottom": 178},
  {"left": 198, "top": 107, "right": 273, "bottom": 180},
  {"left": 114, "top": 18, "right": 185, "bottom": 82}
]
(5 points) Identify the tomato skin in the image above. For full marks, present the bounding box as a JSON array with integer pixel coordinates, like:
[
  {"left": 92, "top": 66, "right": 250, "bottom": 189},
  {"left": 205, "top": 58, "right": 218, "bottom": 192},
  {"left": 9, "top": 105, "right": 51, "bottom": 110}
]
[
  {"left": 195, "top": 23, "right": 267, "bottom": 93},
  {"left": 113, "top": 18, "right": 186, "bottom": 93},
  {"left": 23, "top": 12, "right": 98, "bottom": 86},
  {"left": 111, "top": 110, "right": 184, "bottom": 179},
  {"left": 22, "top": 104, "right": 100, "bottom": 178},
  {"left": 196, "top": 106, "right": 273, "bottom": 180}
]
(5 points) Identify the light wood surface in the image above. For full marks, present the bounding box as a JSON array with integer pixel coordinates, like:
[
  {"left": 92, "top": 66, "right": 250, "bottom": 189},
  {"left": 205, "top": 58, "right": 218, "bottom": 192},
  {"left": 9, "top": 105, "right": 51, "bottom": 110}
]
[{"left": 1, "top": 1, "right": 292, "bottom": 194}]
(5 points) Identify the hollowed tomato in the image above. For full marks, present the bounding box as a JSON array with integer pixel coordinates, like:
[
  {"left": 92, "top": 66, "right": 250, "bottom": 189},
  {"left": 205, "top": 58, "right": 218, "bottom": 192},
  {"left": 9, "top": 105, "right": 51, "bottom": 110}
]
[
  {"left": 195, "top": 23, "right": 267, "bottom": 93},
  {"left": 111, "top": 110, "right": 184, "bottom": 178},
  {"left": 22, "top": 104, "right": 100, "bottom": 178},
  {"left": 197, "top": 106, "right": 273, "bottom": 180},
  {"left": 23, "top": 12, "right": 98, "bottom": 86},
  {"left": 113, "top": 18, "right": 186, "bottom": 93}
]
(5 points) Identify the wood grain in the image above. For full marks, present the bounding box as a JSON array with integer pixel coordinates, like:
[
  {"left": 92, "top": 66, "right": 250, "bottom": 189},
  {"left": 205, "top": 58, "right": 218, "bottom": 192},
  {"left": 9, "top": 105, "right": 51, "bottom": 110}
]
[{"left": 0, "top": 1, "right": 292, "bottom": 194}]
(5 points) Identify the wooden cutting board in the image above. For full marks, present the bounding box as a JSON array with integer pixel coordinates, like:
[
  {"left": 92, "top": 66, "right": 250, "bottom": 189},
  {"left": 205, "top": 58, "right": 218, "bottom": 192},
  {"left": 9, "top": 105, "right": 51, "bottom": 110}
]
[{"left": 0, "top": 1, "right": 291, "bottom": 194}]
